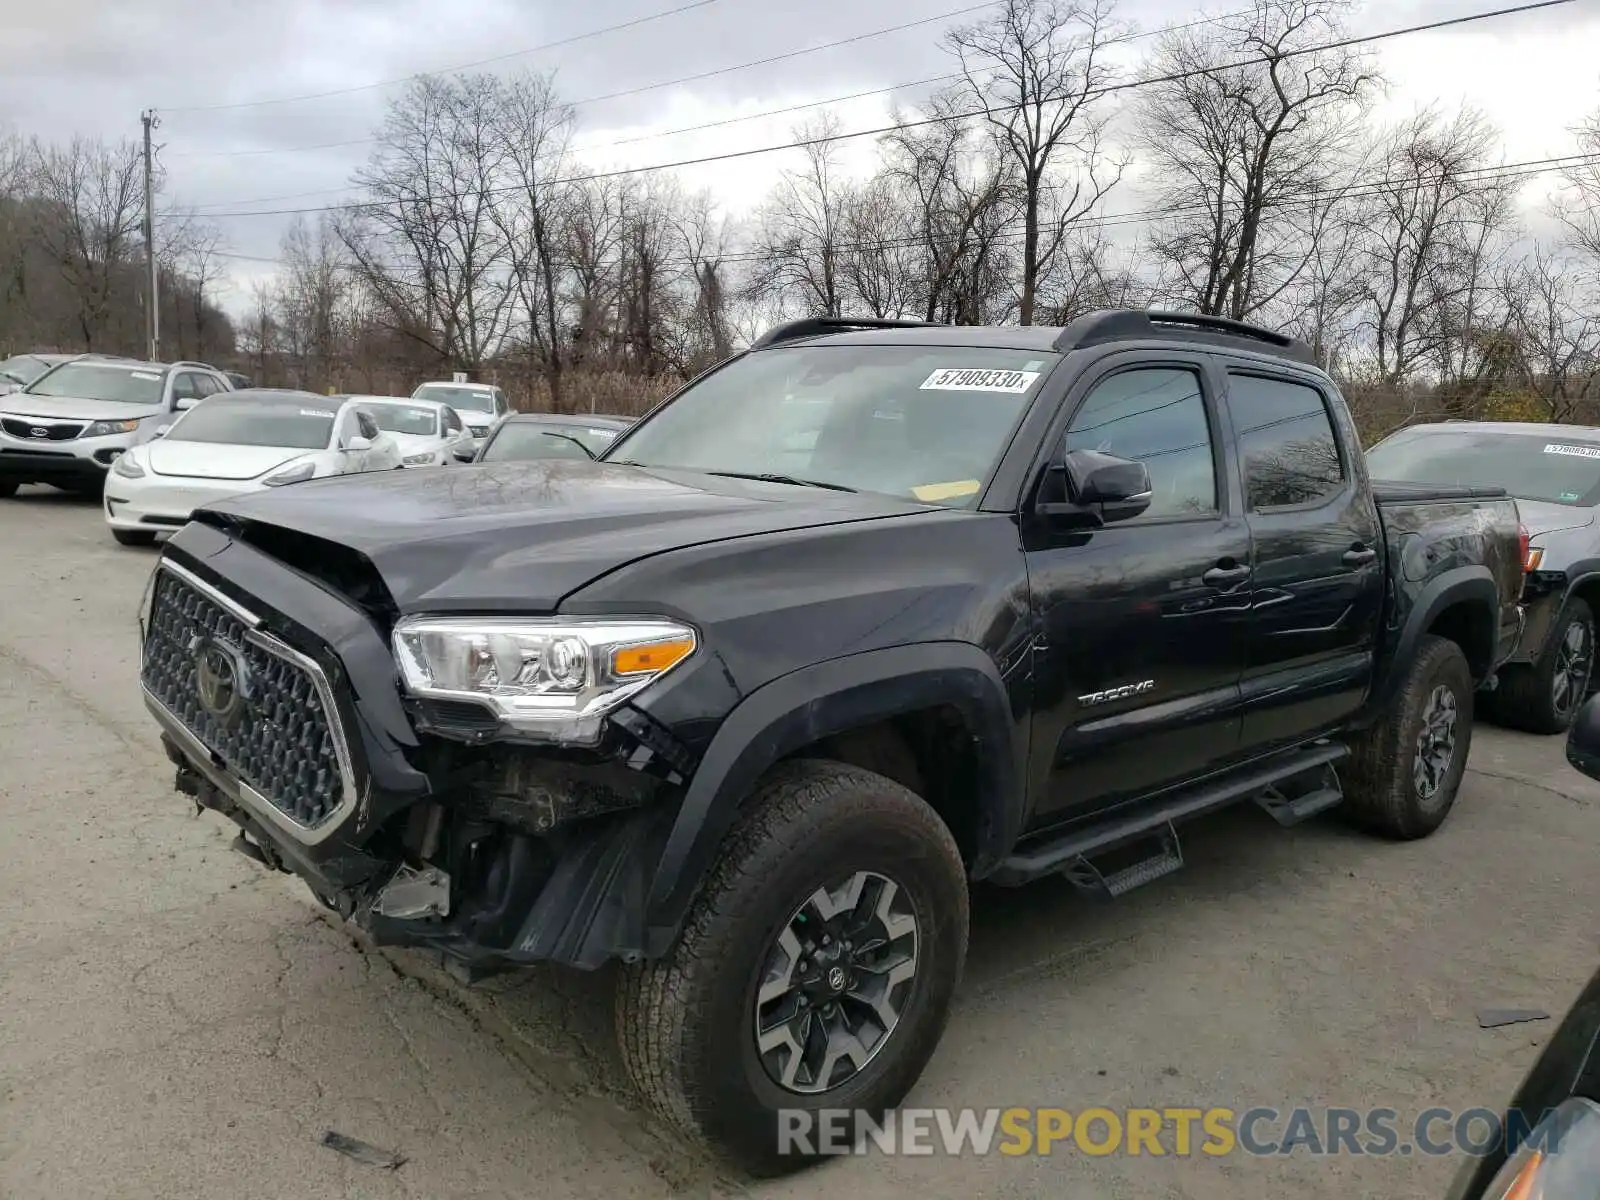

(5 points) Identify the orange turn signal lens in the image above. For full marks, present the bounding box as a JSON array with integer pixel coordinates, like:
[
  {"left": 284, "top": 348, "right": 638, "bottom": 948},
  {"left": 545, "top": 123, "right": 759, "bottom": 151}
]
[
  {"left": 1496, "top": 1147, "right": 1544, "bottom": 1200},
  {"left": 611, "top": 636, "right": 695, "bottom": 677}
]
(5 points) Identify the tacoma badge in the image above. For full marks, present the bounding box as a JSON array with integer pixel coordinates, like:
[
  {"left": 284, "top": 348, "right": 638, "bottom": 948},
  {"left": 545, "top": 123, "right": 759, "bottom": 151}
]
[{"left": 1077, "top": 679, "right": 1156, "bottom": 706}]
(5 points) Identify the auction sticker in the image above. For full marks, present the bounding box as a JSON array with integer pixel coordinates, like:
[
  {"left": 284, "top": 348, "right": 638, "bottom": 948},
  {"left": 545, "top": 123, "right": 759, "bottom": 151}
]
[
  {"left": 921, "top": 368, "right": 1041, "bottom": 394},
  {"left": 1544, "top": 444, "right": 1600, "bottom": 458},
  {"left": 300, "top": 409, "right": 335, "bottom": 418}
]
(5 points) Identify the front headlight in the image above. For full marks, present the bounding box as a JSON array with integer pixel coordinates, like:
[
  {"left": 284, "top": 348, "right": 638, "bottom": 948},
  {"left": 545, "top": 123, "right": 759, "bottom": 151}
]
[
  {"left": 403, "top": 451, "right": 437, "bottom": 465},
  {"left": 85, "top": 418, "right": 141, "bottom": 438},
  {"left": 112, "top": 451, "right": 145, "bottom": 479},
  {"left": 392, "top": 616, "right": 697, "bottom": 744},
  {"left": 468, "top": 424, "right": 489, "bottom": 437},
  {"left": 262, "top": 461, "right": 316, "bottom": 487}
]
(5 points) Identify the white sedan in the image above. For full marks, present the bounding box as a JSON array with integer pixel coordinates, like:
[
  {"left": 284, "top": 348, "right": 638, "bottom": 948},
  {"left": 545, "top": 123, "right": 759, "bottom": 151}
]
[
  {"left": 103, "top": 389, "right": 403, "bottom": 546},
  {"left": 343, "top": 395, "right": 473, "bottom": 467}
]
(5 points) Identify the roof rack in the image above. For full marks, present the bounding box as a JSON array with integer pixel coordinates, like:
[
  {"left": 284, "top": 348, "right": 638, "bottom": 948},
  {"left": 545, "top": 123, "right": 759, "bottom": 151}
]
[
  {"left": 751, "top": 315, "right": 945, "bottom": 349},
  {"left": 171, "top": 360, "right": 218, "bottom": 371},
  {"left": 1054, "top": 310, "right": 1316, "bottom": 365}
]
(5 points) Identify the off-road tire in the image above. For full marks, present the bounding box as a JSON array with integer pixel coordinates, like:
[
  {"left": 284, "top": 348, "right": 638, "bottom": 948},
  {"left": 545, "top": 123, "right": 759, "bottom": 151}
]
[
  {"left": 111, "top": 529, "right": 157, "bottom": 547},
  {"left": 1343, "top": 634, "right": 1473, "bottom": 840},
  {"left": 0, "top": 480, "right": 16, "bottom": 498},
  {"left": 615, "top": 759, "right": 968, "bottom": 1177},
  {"left": 1485, "top": 598, "right": 1594, "bottom": 736}
]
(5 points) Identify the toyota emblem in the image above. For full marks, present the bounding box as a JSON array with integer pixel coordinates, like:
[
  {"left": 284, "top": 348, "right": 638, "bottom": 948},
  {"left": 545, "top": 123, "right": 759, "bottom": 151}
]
[
  {"left": 192, "top": 636, "right": 250, "bottom": 726},
  {"left": 28, "top": 426, "right": 48, "bottom": 439}
]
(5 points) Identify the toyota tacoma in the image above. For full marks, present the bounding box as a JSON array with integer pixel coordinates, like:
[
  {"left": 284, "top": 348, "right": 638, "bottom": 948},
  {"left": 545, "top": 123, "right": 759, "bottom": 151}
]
[{"left": 138, "top": 311, "right": 1525, "bottom": 1174}]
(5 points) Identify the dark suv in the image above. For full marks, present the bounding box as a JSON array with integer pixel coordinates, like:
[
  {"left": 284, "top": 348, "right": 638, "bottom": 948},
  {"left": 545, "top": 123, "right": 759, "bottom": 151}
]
[{"left": 138, "top": 312, "right": 1523, "bottom": 1174}]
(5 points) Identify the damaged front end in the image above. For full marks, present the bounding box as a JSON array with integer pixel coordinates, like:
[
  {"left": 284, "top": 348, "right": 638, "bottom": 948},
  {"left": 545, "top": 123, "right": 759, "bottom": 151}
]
[{"left": 143, "top": 522, "right": 724, "bottom": 976}]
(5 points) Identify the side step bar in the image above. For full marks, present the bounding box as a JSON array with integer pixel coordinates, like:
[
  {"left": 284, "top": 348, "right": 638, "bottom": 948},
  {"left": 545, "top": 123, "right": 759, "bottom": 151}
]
[{"left": 990, "top": 742, "right": 1348, "bottom": 889}]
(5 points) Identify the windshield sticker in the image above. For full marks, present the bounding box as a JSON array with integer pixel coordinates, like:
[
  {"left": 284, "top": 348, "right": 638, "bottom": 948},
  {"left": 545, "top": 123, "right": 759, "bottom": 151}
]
[
  {"left": 912, "top": 479, "right": 981, "bottom": 502},
  {"left": 130, "top": 370, "right": 161, "bottom": 381},
  {"left": 299, "top": 408, "right": 335, "bottom": 418},
  {"left": 1561, "top": 491, "right": 1583, "bottom": 501},
  {"left": 589, "top": 429, "right": 617, "bottom": 439},
  {"left": 1544, "top": 443, "right": 1600, "bottom": 459},
  {"left": 920, "top": 368, "right": 1041, "bottom": 394}
]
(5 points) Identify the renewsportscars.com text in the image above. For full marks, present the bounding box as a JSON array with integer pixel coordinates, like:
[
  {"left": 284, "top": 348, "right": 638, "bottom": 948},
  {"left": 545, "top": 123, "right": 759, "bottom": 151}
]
[{"left": 777, "top": 1106, "right": 1563, "bottom": 1158}]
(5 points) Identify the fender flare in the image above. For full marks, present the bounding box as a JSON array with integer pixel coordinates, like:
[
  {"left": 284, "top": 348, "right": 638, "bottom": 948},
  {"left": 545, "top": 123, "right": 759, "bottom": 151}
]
[
  {"left": 1375, "top": 565, "right": 1499, "bottom": 712},
  {"left": 643, "top": 641, "right": 1023, "bottom": 954}
]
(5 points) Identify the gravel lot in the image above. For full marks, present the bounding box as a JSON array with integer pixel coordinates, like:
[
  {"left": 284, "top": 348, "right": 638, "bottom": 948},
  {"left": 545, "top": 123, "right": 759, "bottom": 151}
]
[{"left": 3, "top": 484, "right": 1599, "bottom": 1200}]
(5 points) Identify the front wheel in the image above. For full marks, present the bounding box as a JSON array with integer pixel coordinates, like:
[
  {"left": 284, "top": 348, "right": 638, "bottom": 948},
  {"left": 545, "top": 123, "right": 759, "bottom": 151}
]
[
  {"left": 1485, "top": 598, "right": 1594, "bottom": 735},
  {"left": 1343, "top": 634, "right": 1474, "bottom": 840},
  {"left": 616, "top": 760, "right": 968, "bottom": 1176}
]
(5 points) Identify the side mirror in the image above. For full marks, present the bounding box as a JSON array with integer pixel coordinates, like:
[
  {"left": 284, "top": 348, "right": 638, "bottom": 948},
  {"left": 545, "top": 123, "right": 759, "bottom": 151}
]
[
  {"left": 1567, "top": 695, "right": 1600, "bottom": 780},
  {"left": 1037, "top": 447, "right": 1153, "bottom": 527},
  {"left": 173, "top": 396, "right": 198, "bottom": 411},
  {"left": 151, "top": 426, "right": 169, "bottom": 439},
  {"left": 343, "top": 435, "right": 373, "bottom": 453}
]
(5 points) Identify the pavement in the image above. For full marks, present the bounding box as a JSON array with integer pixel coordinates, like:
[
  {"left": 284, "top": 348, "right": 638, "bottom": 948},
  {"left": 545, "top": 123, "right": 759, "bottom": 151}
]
[{"left": 2, "top": 484, "right": 1598, "bottom": 1200}]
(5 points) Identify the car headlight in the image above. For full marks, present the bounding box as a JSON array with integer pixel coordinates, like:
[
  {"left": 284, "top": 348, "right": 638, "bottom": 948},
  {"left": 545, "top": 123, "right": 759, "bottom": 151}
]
[
  {"left": 262, "top": 461, "right": 316, "bottom": 487},
  {"left": 85, "top": 418, "right": 142, "bottom": 438},
  {"left": 112, "top": 451, "right": 145, "bottom": 478},
  {"left": 1471, "top": 1096, "right": 1600, "bottom": 1198},
  {"left": 403, "top": 451, "right": 437, "bottom": 465},
  {"left": 392, "top": 617, "right": 697, "bottom": 744},
  {"left": 468, "top": 424, "right": 489, "bottom": 437}
]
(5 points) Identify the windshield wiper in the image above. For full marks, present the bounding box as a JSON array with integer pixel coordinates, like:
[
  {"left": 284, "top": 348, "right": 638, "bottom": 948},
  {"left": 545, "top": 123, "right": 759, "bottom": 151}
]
[
  {"left": 538, "top": 432, "right": 595, "bottom": 459},
  {"left": 702, "top": 470, "right": 857, "bottom": 493}
]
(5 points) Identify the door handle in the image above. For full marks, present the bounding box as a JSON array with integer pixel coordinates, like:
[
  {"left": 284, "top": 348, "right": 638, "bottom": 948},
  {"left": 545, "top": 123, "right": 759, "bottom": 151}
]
[
  {"left": 1203, "top": 562, "right": 1252, "bottom": 587},
  {"left": 1343, "top": 545, "right": 1378, "bottom": 567}
]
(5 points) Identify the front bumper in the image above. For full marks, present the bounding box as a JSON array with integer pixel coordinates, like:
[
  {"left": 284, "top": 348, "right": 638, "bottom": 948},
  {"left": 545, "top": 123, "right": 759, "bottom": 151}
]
[
  {"left": 105, "top": 476, "right": 259, "bottom": 531},
  {"left": 142, "top": 522, "right": 689, "bottom": 969},
  {"left": 0, "top": 427, "right": 142, "bottom": 483}
]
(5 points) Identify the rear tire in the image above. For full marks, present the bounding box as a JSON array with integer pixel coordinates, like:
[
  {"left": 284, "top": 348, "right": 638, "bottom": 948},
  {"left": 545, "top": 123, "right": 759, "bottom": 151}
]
[
  {"left": 1485, "top": 598, "right": 1594, "bottom": 735},
  {"left": 111, "top": 529, "right": 157, "bottom": 547},
  {"left": 0, "top": 480, "right": 16, "bottom": 498},
  {"left": 1343, "top": 634, "right": 1474, "bottom": 840},
  {"left": 615, "top": 759, "right": 968, "bottom": 1176}
]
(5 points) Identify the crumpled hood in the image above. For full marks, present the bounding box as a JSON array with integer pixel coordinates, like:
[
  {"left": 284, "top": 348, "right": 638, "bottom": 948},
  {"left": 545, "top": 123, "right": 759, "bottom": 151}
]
[
  {"left": 0, "top": 394, "right": 164, "bottom": 422},
  {"left": 197, "top": 459, "right": 929, "bottom": 612},
  {"left": 1518, "top": 498, "right": 1597, "bottom": 541}
]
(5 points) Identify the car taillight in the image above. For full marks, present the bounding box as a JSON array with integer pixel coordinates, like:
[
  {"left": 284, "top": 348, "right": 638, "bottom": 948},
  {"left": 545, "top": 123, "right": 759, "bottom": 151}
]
[{"left": 1518, "top": 523, "right": 1534, "bottom": 572}]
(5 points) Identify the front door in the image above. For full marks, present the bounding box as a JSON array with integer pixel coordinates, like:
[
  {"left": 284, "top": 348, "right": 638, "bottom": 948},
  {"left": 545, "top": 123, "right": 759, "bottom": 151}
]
[
  {"left": 1221, "top": 368, "right": 1385, "bottom": 748},
  {"left": 1025, "top": 357, "right": 1254, "bottom": 826}
]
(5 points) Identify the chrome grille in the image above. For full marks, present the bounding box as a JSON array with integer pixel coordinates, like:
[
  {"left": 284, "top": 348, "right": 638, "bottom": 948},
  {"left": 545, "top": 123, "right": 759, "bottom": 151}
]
[
  {"left": 1, "top": 417, "right": 83, "bottom": 441},
  {"left": 141, "top": 564, "right": 350, "bottom": 831}
]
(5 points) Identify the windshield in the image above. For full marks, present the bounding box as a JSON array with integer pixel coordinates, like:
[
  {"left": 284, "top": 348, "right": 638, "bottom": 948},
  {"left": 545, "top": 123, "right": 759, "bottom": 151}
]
[
  {"left": 605, "top": 345, "right": 1057, "bottom": 506},
  {"left": 1367, "top": 428, "right": 1600, "bottom": 507},
  {"left": 479, "top": 423, "right": 607, "bottom": 462},
  {"left": 166, "top": 401, "right": 336, "bottom": 450},
  {"left": 0, "top": 356, "right": 50, "bottom": 386},
  {"left": 414, "top": 384, "right": 494, "bottom": 414},
  {"left": 360, "top": 403, "right": 438, "bottom": 436},
  {"left": 24, "top": 362, "right": 165, "bottom": 404}
]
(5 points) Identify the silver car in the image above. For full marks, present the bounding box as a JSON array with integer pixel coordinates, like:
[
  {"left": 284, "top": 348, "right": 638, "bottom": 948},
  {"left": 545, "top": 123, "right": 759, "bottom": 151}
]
[
  {"left": 0, "top": 358, "right": 235, "bottom": 496},
  {"left": 1367, "top": 420, "right": 1600, "bottom": 734}
]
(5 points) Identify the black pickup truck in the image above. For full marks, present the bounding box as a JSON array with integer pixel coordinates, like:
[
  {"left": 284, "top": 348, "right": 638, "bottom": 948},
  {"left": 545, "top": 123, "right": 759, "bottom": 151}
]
[{"left": 137, "top": 311, "right": 1524, "bottom": 1174}]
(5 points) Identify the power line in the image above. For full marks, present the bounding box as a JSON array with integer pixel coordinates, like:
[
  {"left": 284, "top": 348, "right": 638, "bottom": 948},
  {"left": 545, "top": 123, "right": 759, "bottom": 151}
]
[
  {"left": 205, "top": 150, "right": 1600, "bottom": 273},
  {"left": 189, "top": 0, "right": 1578, "bottom": 222},
  {"left": 159, "top": 0, "right": 723, "bottom": 113},
  {"left": 168, "top": 1, "right": 1003, "bottom": 163},
  {"left": 184, "top": 4, "right": 1260, "bottom": 210}
]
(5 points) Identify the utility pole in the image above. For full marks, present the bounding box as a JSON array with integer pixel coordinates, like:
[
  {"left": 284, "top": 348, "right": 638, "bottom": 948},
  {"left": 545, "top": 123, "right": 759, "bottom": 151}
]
[{"left": 141, "top": 109, "right": 159, "bottom": 363}]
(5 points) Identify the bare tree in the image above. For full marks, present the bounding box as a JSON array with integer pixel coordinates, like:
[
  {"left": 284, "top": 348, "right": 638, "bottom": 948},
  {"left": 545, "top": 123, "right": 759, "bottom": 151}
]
[
  {"left": 745, "top": 114, "right": 853, "bottom": 318},
  {"left": 341, "top": 73, "right": 516, "bottom": 373},
  {"left": 1503, "top": 242, "right": 1600, "bottom": 423},
  {"left": 27, "top": 135, "right": 146, "bottom": 350},
  {"left": 946, "top": 0, "right": 1126, "bottom": 325},
  {"left": 1137, "top": 0, "right": 1378, "bottom": 321},
  {"left": 676, "top": 189, "right": 737, "bottom": 364}
]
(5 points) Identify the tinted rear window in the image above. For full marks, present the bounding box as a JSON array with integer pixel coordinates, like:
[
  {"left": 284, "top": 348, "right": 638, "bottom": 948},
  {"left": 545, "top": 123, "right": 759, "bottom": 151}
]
[{"left": 1367, "top": 429, "right": 1600, "bottom": 507}]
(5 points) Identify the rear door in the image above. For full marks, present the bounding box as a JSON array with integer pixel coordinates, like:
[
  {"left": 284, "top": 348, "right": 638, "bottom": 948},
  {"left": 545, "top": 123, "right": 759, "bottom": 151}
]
[
  {"left": 1025, "top": 352, "right": 1254, "bottom": 824},
  {"left": 1221, "top": 366, "right": 1384, "bottom": 749}
]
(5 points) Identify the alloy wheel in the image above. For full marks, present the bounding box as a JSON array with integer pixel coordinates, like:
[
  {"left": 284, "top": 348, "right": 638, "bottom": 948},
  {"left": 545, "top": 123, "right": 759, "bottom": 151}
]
[{"left": 1413, "top": 683, "right": 1458, "bottom": 801}]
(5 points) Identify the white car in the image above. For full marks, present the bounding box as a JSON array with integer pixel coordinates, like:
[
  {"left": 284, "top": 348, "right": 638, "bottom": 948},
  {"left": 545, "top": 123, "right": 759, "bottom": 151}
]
[
  {"left": 410, "top": 380, "right": 511, "bottom": 458},
  {"left": 343, "top": 395, "right": 473, "bottom": 467},
  {"left": 103, "top": 389, "right": 403, "bottom": 546}
]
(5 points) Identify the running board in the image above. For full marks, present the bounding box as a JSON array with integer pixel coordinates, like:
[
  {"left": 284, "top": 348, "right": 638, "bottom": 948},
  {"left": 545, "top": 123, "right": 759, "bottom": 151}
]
[
  {"left": 1061, "top": 824, "right": 1184, "bottom": 898},
  {"left": 990, "top": 742, "right": 1349, "bottom": 888},
  {"left": 1253, "top": 764, "right": 1345, "bottom": 827}
]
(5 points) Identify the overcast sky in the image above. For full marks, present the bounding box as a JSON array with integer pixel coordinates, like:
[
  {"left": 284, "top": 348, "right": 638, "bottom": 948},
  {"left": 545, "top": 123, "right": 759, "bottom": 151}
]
[{"left": 5, "top": 0, "right": 1595, "bottom": 310}]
